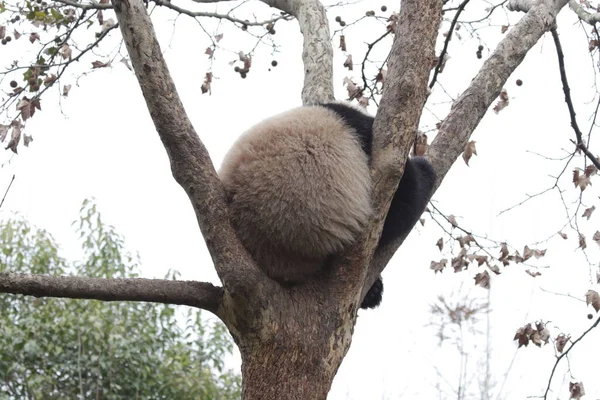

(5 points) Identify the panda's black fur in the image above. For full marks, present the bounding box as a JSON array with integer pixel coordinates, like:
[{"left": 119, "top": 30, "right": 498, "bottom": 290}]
[{"left": 219, "top": 102, "right": 435, "bottom": 309}]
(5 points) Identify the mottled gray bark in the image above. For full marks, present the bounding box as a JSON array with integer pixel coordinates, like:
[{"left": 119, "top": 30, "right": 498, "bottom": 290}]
[{"left": 261, "top": 0, "right": 334, "bottom": 104}]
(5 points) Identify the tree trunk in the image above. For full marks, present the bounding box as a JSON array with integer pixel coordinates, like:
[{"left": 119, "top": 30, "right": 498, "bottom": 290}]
[
  {"left": 240, "top": 339, "right": 350, "bottom": 399},
  {"left": 231, "top": 298, "right": 356, "bottom": 400}
]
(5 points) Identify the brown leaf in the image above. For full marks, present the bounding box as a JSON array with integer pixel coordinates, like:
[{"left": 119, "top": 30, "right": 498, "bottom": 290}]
[
  {"left": 414, "top": 132, "right": 428, "bottom": 156},
  {"left": 59, "top": 44, "right": 72, "bottom": 60},
  {"left": 452, "top": 255, "right": 468, "bottom": 273},
  {"left": 201, "top": 72, "right": 212, "bottom": 95},
  {"left": 475, "top": 255, "right": 488, "bottom": 266},
  {"left": 436, "top": 238, "right": 443, "bottom": 251},
  {"left": 579, "top": 234, "right": 587, "bottom": 250},
  {"left": 17, "top": 98, "right": 31, "bottom": 121},
  {"left": 91, "top": 60, "right": 110, "bottom": 69},
  {"left": 555, "top": 333, "right": 570, "bottom": 353},
  {"left": 43, "top": 74, "right": 57, "bottom": 86},
  {"left": 525, "top": 269, "right": 541, "bottom": 278},
  {"left": 430, "top": 259, "right": 447, "bottom": 273},
  {"left": 559, "top": 231, "right": 568, "bottom": 240},
  {"left": 535, "top": 321, "right": 550, "bottom": 345},
  {"left": 214, "top": 33, "right": 223, "bottom": 42},
  {"left": 569, "top": 381, "right": 585, "bottom": 399},
  {"left": 447, "top": 214, "right": 458, "bottom": 227},
  {"left": 582, "top": 205, "right": 595, "bottom": 220},
  {"left": 593, "top": 231, "right": 600, "bottom": 247},
  {"left": 343, "top": 77, "right": 363, "bottom": 100},
  {"left": 63, "top": 84, "right": 72, "bottom": 97},
  {"left": 339, "top": 35, "right": 346, "bottom": 52},
  {"left": 0, "top": 124, "right": 8, "bottom": 142},
  {"left": 585, "top": 290, "right": 600, "bottom": 312},
  {"left": 493, "top": 89, "right": 509, "bottom": 113},
  {"left": 5, "top": 122, "right": 22, "bottom": 154},
  {"left": 98, "top": 9, "right": 104, "bottom": 25},
  {"left": 29, "top": 33, "right": 40, "bottom": 44},
  {"left": 462, "top": 140, "right": 477, "bottom": 165},
  {"left": 499, "top": 243, "right": 509, "bottom": 260},
  {"left": 13, "top": 30, "right": 21, "bottom": 40},
  {"left": 101, "top": 18, "right": 116, "bottom": 33},
  {"left": 0, "top": 26, "right": 5, "bottom": 39},
  {"left": 458, "top": 235, "right": 475, "bottom": 248},
  {"left": 238, "top": 51, "right": 251, "bottom": 70},
  {"left": 501, "top": 25, "right": 509, "bottom": 34},
  {"left": 585, "top": 164, "right": 597, "bottom": 177},
  {"left": 343, "top": 54, "right": 353, "bottom": 71},
  {"left": 489, "top": 264, "right": 501, "bottom": 274},
  {"left": 573, "top": 168, "right": 591, "bottom": 191},
  {"left": 23, "top": 134, "right": 33, "bottom": 147},
  {"left": 514, "top": 324, "right": 531, "bottom": 348},
  {"left": 205, "top": 47, "right": 214, "bottom": 58},
  {"left": 592, "top": 39, "right": 600, "bottom": 51},
  {"left": 474, "top": 270, "right": 490, "bottom": 289}
]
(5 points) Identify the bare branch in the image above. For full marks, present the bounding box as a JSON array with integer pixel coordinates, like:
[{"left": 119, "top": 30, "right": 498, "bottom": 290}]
[
  {"left": 428, "top": 0, "right": 569, "bottom": 189},
  {"left": 0, "top": 174, "right": 15, "bottom": 209},
  {"left": 0, "top": 273, "right": 223, "bottom": 315},
  {"left": 371, "top": 0, "right": 569, "bottom": 280},
  {"left": 542, "top": 315, "right": 600, "bottom": 399},
  {"left": 568, "top": 0, "right": 600, "bottom": 25},
  {"left": 53, "top": 0, "right": 287, "bottom": 26},
  {"left": 430, "top": 0, "right": 471, "bottom": 89},
  {"left": 110, "top": 0, "right": 265, "bottom": 298},
  {"left": 550, "top": 28, "right": 600, "bottom": 169},
  {"left": 261, "top": 0, "right": 334, "bottom": 104}
]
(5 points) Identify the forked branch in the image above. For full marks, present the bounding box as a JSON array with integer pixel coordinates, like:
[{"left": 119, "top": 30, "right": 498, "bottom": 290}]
[
  {"left": 111, "top": 0, "right": 264, "bottom": 299},
  {"left": 370, "top": 0, "right": 569, "bottom": 281}
]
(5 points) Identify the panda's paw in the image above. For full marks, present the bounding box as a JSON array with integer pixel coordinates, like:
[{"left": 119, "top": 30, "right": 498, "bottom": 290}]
[{"left": 360, "top": 277, "right": 383, "bottom": 309}]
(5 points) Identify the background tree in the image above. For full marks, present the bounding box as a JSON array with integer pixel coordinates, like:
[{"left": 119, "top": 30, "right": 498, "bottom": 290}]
[
  {"left": 0, "top": 200, "right": 241, "bottom": 399},
  {"left": 2, "top": 0, "right": 600, "bottom": 398}
]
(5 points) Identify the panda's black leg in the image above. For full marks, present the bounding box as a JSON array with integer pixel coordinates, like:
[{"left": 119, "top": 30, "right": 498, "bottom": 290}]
[
  {"left": 359, "top": 157, "right": 436, "bottom": 310},
  {"left": 360, "top": 276, "right": 383, "bottom": 309}
]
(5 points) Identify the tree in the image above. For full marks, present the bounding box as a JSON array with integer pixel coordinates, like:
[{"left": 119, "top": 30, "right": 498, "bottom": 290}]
[
  {"left": 2, "top": 0, "right": 597, "bottom": 398},
  {"left": 0, "top": 200, "right": 241, "bottom": 399}
]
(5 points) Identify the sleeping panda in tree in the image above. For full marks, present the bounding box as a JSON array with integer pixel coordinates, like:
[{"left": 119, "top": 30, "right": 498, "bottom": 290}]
[{"left": 219, "top": 102, "right": 435, "bottom": 309}]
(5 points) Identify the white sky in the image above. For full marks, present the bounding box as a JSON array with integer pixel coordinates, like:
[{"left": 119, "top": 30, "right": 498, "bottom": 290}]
[{"left": 2, "top": 1, "right": 600, "bottom": 399}]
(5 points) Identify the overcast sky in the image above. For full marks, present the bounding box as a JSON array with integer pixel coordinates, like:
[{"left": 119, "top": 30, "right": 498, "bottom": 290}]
[{"left": 2, "top": 1, "right": 600, "bottom": 398}]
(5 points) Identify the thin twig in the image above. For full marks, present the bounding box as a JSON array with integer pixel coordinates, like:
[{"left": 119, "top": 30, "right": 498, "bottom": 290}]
[
  {"left": 0, "top": 174, "right": 15, "bottom": 209},
  {"left": 551, "top": 28, "right": 600, "bottom": 169},
  {"left": 542, "top": 314, "right": 600, "bottom": 399},
  {"left": 429, "top": 0, "right": 470, "bottom": 89}
]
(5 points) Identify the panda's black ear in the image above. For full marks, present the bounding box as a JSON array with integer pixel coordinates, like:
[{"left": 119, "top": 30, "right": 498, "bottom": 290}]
[{"left": 360, "top": 276, "right": 383, "bottom": 309}]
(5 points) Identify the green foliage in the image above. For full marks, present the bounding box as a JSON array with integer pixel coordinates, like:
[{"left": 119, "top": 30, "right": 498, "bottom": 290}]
[{"left": 0, "top": 199, "right": 241, "bottom": 400}]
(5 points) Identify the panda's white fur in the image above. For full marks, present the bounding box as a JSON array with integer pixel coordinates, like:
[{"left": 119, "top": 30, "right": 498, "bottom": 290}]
[{"left": 219, "top": 105, "right": 372, "bottom": 283}]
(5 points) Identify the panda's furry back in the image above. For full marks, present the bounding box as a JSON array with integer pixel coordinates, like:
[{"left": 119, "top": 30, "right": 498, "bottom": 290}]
[{"left": 219, "top": 106, "right": 372, "bottom": 283}]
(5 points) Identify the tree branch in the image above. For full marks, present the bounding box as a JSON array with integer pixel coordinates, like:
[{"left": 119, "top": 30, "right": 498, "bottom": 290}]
[
  {"left": 568, "top": 0, "right": 600, "bottom": 25},
  {"left": 53, "top": 0, "right": 288, "bottom": 26},
  {"left": 551, "top": 27, "right": 600, "bottom": 169},
  {"left": 356, "top": 0, "right": 443, "bottom": 299},
  {"left": 543, "top": 315, "right": 600, "bottom": 399},
  {"left": 429, "top": 0, "right": 470, "bottom": 89},
  {"left": 0, "top": 273, "right": 223, "bottom": 315},
  {"left": 260, "top": 0, "right": 334, "bottom": 104},
  {"left": 110, "top": 0, "right": 265, "bottom": 299},
  {"left": 370, "top": 0, "right": 569, "bottom": 280}
]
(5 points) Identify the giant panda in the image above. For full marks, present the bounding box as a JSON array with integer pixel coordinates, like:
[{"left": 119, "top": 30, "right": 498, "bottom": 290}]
[{"left": 219, "top": 102, "right": 435, "bottom": 309}]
